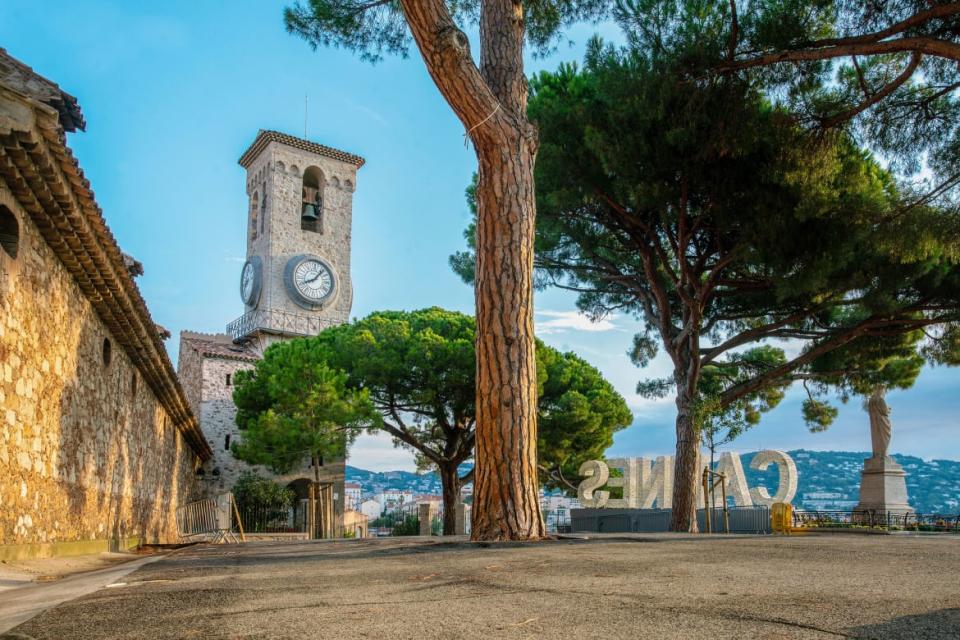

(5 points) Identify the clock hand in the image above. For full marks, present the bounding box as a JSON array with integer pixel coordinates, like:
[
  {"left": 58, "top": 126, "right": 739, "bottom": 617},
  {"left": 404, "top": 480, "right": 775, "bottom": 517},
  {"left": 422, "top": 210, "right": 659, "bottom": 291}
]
[{"left": 304, "top": 272, "right": 322, "bottom": 284}]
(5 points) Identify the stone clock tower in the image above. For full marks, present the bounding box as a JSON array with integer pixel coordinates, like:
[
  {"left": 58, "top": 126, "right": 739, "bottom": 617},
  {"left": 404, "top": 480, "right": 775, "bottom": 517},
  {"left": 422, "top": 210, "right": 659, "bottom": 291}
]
[
  {"left": 228, "top": 130, "right": 364, "bottom": 346},
  {"left": 177, "top": 130, "right": 364, "bottom": 536}
]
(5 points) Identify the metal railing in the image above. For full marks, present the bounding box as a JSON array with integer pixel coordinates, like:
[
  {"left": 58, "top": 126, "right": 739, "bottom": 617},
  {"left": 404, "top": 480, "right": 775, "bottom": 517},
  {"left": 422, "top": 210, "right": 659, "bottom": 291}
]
[
  {"left": 369, "top": 502, "right": 458, "bottom": 536},
  {"left": 370, "top": 502, "right": 425, "bottom": 536},
  {"left": 227, "top": 307, "right": 339, "bottom": 341},
  {"left": 234, "top": 499, "right": 309, "bottom": 534},
  {"left": 793, "top": 510, "right": 960, "bottom": 532},
  {"left": 544, "top": 510, "right": 572, "bottom": 533},
  {"left": 176, "top": 493, "right": 241, "bottom": 543},
  {"left": 570, "top": 506, "right": 772, "bottom": 534}
]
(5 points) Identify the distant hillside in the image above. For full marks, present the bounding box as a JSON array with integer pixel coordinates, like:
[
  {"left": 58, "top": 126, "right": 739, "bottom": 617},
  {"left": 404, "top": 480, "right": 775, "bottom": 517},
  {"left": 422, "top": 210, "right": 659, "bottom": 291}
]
[
  {"left": 347, "top": 451, "right": 960, "bottom": 513},
  {"left": 743, "top": 450, "right": 960, "bottom": 514}
]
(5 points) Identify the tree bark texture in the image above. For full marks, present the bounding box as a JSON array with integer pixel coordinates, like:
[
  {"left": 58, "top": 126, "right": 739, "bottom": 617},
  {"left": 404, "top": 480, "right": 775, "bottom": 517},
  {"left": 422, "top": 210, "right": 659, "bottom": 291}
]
[
  {"left": 472, "top": 138, "right": 544, "bottom": 541},
  {"left": 671, "top": 389, "right": 701, "bottom": 533},
  {"left": 400, "top": 0, "right": 544, "bottom": 540},
  {"left": 439, "top": 463, "right": 462, "bottom": 535}
]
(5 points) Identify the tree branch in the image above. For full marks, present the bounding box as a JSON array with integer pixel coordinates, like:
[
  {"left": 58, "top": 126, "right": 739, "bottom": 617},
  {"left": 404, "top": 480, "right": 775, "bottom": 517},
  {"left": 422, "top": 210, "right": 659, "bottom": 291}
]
[
  {"left": 821, "top": 52, "right": 922, "bottom": 128},
  {"left": 399, "top": 0, "right": 522, "bottom": 147},
  {"left": 724, "top": 37, "right": 960, "bottom": 70}
]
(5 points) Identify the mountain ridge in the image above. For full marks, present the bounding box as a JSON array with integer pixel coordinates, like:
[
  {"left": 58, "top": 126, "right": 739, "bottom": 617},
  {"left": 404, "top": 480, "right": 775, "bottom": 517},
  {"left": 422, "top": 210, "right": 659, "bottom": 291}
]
[{"left": 347, "top": 450, "right": 960, "bottom": 513}]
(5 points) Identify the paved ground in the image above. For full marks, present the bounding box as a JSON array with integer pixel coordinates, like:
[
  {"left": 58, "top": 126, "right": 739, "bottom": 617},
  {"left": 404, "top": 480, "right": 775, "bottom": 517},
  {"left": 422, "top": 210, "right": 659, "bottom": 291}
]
[
  {"left": 4, "top": 533, "right": 959, "bottom": 639},
  {"left": 0, "top": 554, "right": 163, "bottom": 634},
  {"left": 0, "top": 552, "right": 147, "bottom": 592}
]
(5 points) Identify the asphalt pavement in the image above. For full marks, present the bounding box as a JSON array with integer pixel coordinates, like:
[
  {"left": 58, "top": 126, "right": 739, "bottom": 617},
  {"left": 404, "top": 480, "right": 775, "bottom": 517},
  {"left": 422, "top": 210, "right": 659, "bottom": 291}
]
[{"left": 3, "top": 533, "right": 959, "bottom": 639}]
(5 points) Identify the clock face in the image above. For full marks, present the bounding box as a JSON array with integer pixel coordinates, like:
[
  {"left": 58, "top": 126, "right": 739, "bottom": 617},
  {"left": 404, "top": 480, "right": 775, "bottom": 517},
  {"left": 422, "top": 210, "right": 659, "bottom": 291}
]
[
  {"left": 239, "top": 257, "right": 262, "bottom": 306},
  {"left": 284, "top": 255, "right": 337, "bottom": 309},
  {"left": 294, "top": 259, "right": 334, "bottom": 301},
  {"left": 241, "top": 263, "right": 255, "bottom": 299}
]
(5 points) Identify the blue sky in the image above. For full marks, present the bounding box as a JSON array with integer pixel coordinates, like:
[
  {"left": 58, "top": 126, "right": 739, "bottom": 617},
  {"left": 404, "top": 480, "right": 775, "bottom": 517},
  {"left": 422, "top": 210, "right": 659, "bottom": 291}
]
[{"left": 3, "top": 1, "right": 958, "bottom": 471}]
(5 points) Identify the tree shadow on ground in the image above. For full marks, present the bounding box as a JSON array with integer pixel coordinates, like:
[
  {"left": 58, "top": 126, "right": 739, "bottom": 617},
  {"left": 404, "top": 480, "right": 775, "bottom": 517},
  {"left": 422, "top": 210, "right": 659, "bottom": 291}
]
[{"left": 850, "top": 608, "right": 960, "bottom": 639}]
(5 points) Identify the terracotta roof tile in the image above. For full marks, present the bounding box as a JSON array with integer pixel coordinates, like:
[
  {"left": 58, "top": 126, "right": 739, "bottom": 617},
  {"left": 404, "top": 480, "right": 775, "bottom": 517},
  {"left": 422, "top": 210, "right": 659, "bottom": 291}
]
[
  {"left": 0, "top": 52, "right": 209, "bottom": 460},
  {"left": 181, "top": 332, "right": 261, "bottom": 363},
  {"left": 238, "top": 129, "right": 365, "bottom": 168},
  {"left": 0, "top": 47, "right": 85, "bottom": 132}
]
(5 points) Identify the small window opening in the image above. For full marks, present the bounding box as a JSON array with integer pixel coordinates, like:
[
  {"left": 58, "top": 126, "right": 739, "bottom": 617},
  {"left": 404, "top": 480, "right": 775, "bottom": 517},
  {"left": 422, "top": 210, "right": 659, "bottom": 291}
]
[
  {"left": 260, "top": 184, "right": 267, "bottom": 234},
  {"left": 301, "top": 167, "right": 324, "bottom": 233},
  {"left": 226, "top": 373, "right": 232, "bottom": 387},
  {"left": 0, "top": 205, "right": 19, "bottom": 259},
  {"left": 224, "top": 434, "right": 231, "bottom": 451},
  {"left": 131, "top": 372, "right": 138, "bottom": 396},
  {"left": 102, "top": 338, "right": 112, "bottom": 367},
  {"left": 250, "top": 192, "right": 259, "bottom": 241}
]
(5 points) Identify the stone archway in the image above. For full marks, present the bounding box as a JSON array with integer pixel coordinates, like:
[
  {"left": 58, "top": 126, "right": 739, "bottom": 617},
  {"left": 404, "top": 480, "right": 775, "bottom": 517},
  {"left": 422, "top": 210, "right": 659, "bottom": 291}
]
[{"left": 286, "top": 478, "right": 313, "bottom": 501}]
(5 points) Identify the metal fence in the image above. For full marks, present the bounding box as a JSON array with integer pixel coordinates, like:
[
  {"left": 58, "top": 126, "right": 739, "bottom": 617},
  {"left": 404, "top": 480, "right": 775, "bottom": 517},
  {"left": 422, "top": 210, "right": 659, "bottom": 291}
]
[
  {"left": 793, "top": 510, "right": 960, "bottom": 533},
  {"left": 370, "top": 502, "right": 426, "bottom": 536},
  {"left": 235, "top": 499, "right": 310, "bottom": 534},
  {"left": 571, "top": 507, "right": 772, "bottom": 534},
  {"left": 544, "top": 510, "right": 572, "bottom": 533},
  {"left": 370, "top": 502, "right": 464, "bottom": 536},
  {"left": 176, "top": 493, "right": 239, "bottom": 543}
]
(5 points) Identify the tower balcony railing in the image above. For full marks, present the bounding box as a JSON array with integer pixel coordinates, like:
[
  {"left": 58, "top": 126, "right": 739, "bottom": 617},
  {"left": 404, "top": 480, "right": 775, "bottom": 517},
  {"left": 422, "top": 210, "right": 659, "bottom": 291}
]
[{"left": 227, "top": 307, "right": 339, "bottom": 342}]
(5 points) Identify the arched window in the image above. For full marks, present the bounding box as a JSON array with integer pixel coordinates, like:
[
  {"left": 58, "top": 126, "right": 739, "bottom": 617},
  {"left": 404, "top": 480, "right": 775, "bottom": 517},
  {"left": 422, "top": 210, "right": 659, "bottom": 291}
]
[
  {"left": 250, "top": 192, "right": 259, "bottom": 241},
  {"left": 301, "top": 166, "right": 324, "bottom": 233},
  {"left": 0, "top": 205, "right": 19, "bottom": 259}
]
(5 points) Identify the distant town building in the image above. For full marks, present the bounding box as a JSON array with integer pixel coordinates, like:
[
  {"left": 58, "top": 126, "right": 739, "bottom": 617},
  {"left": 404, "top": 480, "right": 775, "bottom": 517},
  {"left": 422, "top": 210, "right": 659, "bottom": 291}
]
[
  {"left": 343, "top": 509, "right": 369, "bottom": 538},
  {"left": 0, "top": 49, "right": 210, "bottom": 556},
  {"left": 344, "top": 482, "right": 362, "bottom": 510},
  {"left": 360, "top": 499, "right": 383, "bottom": 520},
  {"left": 376, "top": 490, "right": 414, "bottom": 511}
]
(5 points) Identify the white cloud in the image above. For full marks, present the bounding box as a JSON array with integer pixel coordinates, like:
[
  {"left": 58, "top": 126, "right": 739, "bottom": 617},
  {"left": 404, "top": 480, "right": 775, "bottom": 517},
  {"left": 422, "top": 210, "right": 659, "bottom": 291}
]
[
  {"left": 348, "top": 431, "right": 418, "bottom": 472},
  {"left": 535, "top": 310, "right": 619, "bottom": 335}
]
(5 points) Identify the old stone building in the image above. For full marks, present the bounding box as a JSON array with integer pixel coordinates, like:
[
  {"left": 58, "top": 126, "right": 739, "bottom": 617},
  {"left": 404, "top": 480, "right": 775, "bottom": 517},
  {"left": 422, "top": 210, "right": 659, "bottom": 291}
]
[
  {"left": 0, "top": 50, "right": 211, "bottom": 559},
  {"left": 178, "top": 130, "right": 364, "bottom": 531}
]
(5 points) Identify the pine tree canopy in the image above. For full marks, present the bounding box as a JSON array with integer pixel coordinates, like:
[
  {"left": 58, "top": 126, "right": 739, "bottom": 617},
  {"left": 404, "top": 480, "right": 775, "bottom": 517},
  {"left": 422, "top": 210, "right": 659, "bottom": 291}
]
[
  {"left": 616, "top": 1, "right": 960, "bottom": 198},
  {"left": 231, "top": 339, "right": 378, "bottom": 475},
  {"left": 303, "top": 307, "right": 633, "bottom": 491},
  {"left": 453, "top": 36, "right": 960, "bottom": 434},
  {"left": 538, "top": 41, "right": 960, "bottom": 426}
]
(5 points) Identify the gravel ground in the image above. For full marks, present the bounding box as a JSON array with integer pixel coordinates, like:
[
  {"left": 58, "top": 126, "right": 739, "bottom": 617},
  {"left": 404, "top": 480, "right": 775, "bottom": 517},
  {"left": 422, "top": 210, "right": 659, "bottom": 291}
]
[{"left": 5, "top": 533, "right": 959, "bottom": 639}]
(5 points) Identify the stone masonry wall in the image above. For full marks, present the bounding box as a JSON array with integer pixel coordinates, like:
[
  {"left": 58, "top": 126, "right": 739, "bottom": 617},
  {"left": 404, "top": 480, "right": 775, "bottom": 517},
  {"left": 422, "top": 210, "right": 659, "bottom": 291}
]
[
  {"left": 0, "top": 184, "right": 200, "bottom": 547},
  {"left": 243, "top": 142, "right": 356, "bottom": 326},
  {"left": 178, "top": 339, "right": 344, "bottom": 513}
]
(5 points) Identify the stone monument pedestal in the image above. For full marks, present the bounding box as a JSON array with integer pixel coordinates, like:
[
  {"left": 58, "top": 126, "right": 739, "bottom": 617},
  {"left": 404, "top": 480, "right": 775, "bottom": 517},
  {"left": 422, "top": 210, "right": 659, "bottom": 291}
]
[{"left": 854, "top": 455, "right": 914, "bottom": 516}]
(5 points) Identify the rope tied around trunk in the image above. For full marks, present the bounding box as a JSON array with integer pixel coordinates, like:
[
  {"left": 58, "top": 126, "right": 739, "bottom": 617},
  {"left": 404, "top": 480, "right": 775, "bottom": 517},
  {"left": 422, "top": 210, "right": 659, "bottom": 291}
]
[{"left": 464, "top": 103, "right": 501, "bottom": 147}]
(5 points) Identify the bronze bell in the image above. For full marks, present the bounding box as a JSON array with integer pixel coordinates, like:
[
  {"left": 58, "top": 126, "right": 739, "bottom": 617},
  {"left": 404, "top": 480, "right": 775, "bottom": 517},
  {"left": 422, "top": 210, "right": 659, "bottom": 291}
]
[{"left": 301, "top": 201, "right": 319, "bottom": 222}]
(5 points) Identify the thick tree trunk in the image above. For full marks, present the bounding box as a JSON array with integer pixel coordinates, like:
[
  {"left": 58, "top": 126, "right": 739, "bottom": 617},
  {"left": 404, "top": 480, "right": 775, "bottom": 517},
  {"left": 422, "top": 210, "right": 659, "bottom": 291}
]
[
  {"left": 439, "top": 463, "right": 461, "bottom": 536},
  {"left": 471, "top": 136, "right": 545, "bottom": 541},
  {"left": 399, "top": 0, "right": 544, "bottom": 540},
  {"left": 670, "top": 388, "right": 701, "bottom": 532}
]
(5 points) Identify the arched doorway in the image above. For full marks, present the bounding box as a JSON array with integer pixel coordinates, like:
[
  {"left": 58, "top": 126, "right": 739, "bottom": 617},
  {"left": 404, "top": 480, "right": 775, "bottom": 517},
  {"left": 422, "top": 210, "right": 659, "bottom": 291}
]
[{"left": 286, "top": 478, "right": 313, "bottom": 501}]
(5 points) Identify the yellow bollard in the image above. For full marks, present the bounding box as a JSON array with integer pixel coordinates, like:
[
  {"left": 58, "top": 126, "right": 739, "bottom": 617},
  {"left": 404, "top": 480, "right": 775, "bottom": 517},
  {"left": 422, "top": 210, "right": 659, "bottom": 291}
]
[{"left": 771, "top": 502, "right": 793, "bottom": 534}]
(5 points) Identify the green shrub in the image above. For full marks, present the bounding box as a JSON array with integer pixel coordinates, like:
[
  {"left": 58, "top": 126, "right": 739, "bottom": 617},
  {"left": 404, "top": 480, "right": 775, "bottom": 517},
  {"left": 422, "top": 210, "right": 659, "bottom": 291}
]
[{"left": 232, "top": 472, "right": 295, "bottom": 509}]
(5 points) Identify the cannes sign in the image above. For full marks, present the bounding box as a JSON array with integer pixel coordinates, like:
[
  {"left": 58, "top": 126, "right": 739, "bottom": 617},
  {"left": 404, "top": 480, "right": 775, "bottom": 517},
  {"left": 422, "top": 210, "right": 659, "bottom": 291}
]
[{"left": 577, "top": 450, "right": 798, "bottom": 509}]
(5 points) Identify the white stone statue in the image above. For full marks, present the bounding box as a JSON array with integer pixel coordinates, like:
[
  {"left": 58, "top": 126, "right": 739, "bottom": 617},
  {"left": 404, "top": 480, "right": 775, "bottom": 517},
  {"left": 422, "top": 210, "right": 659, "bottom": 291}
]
[{"left": 867, "top": 387, "right": 893, "bottom": 459}]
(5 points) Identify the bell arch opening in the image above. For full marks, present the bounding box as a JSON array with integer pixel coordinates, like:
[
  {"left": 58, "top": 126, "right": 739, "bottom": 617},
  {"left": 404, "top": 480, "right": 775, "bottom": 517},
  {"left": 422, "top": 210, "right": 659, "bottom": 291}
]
[{"left": 301, "top": 166, "right": 324, "bottom": 233}]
